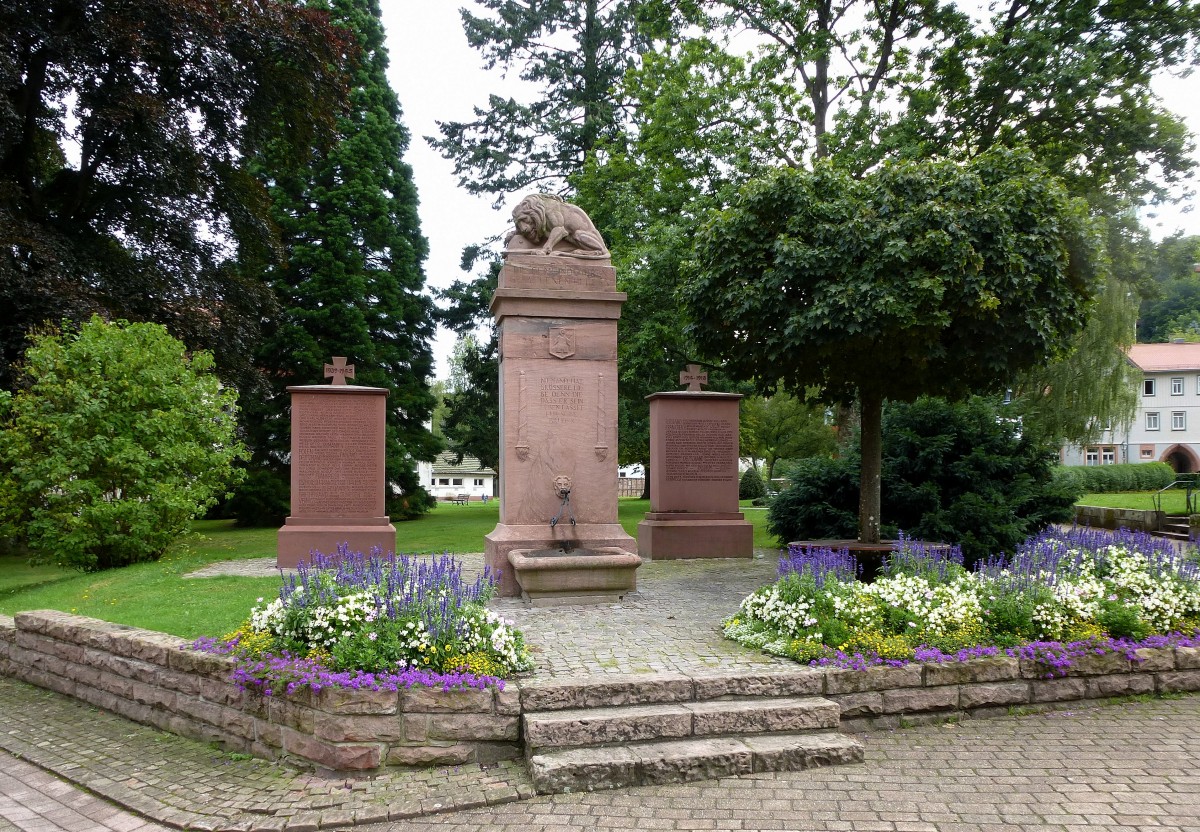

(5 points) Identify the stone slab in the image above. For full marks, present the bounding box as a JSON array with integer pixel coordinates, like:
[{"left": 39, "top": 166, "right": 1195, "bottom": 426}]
[
  {"left": 646, "top": 393, "right": 743, "bottom": 515},
  {"left": 524, "top": 704, "right": 694, "bottom": 750},
  {"left": 520, "top": 673, "right": 695, "bottom": 712},
  {"left": 742, "top": 732, "right": 865, "bottom": 773},
  {"left": 686, "top": 697, "right": 840, "bottom": 734}
]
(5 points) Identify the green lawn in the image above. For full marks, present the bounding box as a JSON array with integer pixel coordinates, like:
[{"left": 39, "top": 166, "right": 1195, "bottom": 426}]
[
  {"left": 1077, "top": 491, "right": 1196, "bottom": 514},
  {"left": 0, "top": 498, "right": 779, "bottom": 638}
]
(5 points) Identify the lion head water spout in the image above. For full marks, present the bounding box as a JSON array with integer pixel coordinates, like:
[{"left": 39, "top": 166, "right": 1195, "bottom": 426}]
[{"left": 549, "top": 477, "right": 576, "bottom": 531}]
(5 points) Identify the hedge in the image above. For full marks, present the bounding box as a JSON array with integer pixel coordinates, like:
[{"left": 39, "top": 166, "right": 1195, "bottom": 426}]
[{"left": 1052, "top": 462, "right": 1176, "bottom": 494}]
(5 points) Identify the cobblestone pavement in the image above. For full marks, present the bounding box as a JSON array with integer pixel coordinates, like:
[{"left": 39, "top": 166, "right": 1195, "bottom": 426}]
[
  {"left": 0, "top": 752, "right": 169, "bottom": 832},
  {"left": 367, "top": 694, "right": 1200, "bottom": 832},
  {"left": 5, "top": 678, "right": 1199, "bottom": 831}
]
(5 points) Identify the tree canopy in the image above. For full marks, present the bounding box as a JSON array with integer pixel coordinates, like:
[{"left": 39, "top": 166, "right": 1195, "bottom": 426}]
[
  {"left": 440, "top": 0, "right": 1199, "bottom": 480},
  {"left": 684, "top": 148, "right": 1100, "bottom": 543},
  {"left": 0, "top": 0, "right": 352, "bottom": 390}
]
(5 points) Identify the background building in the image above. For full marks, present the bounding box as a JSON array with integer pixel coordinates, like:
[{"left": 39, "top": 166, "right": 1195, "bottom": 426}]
[
  {"left": 1062, "top": 343, "right": 1200, "bottom": 472},
  {"left": 418, "top": 452, "right": 496, "bottom": 501}
]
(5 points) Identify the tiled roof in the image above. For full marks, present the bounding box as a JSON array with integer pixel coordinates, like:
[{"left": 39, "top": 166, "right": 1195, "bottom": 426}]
[
  {"left": 430, "top": 451, "right": 495, "bottom": 475},
  {"left": 1128, "top": 343, "right": 1200, "bottom": 372}
]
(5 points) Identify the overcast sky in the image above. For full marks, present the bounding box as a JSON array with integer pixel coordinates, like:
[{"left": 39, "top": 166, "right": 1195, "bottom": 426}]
[{"left": 380, "top": 4, "right": 1200, "bottom": 379}]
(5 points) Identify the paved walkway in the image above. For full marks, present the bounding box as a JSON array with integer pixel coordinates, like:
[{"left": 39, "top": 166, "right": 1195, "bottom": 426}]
[{"left": 5, "top": 552, "right": 1200, "bottom": 831}]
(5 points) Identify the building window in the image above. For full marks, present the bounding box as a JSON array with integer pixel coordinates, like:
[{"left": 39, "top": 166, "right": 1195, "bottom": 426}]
[
  {"left": 1141, "top": 444, "right": 1155, "bottom": 459},
  {"left": 1144, "top": 378, "right": 1157, "bottom": 396},
  {"left": 452, "top": 478, "right": 463, "bottom": 486},
  {"left": 438, "top": 478, "right": 450, "bottom": 485},
  {"left": 1085, "top": 446, "right": 1117, "bottom": 465},
  {"left": 1173, "top": 411, "right": 1186, "bottom": 431},
  {"left": 1102, "top": 447, "right": 1116, "bottom": 464},
  {"left": 1085, "top": 448, "right": 1099, "bottom": 466},
  {"left": 473, "top": 478, "right": 484, "bottom": 486},
  {"left": 1147, "top": 412, "right": 1161, "bottom": 430},
  {"left": 1172, "top": 377, "right": 1184, "bottom": 395}
]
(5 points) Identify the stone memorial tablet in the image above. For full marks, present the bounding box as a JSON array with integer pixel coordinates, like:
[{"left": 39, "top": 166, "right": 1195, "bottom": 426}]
[{"left": 277, "top": 366, "right": 395, "bottom": 567}]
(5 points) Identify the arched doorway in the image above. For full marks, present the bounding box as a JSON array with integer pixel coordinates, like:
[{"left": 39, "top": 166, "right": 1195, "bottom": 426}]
[{"left": 1160, "top": 444, "right": 1200, "bottom": 473}]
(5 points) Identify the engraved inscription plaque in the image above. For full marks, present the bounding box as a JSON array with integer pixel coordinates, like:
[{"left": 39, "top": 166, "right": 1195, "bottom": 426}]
[
  {"left": 295, "top": 397, "right": 380, "bottom": 515},
  {"left": 538, "top": 375, "right": 586, "bottom": 423},
  {"left": 664, "top": 418, "right": 737, "bottom": 482}
]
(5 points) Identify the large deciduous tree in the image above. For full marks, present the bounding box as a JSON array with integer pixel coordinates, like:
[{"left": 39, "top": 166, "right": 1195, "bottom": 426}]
[
  {"left": 0, "top": 0, "right": 351, "bottom": 390},
  {"left": 741, "top": 392, "right": 837, "bottom": 484},
  {"left": 683, "top": 148, "right": 1099, "bottom": 545},
  {"left": 1137, "top": 235, "right": 1200, "bottom": 342},
  {"left": 241, "top": 0, "right": 439, "bottom": 522}
]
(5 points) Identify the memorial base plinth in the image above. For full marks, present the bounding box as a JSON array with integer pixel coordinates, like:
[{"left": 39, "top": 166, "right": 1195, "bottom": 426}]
[
  {"left": 277, "top": 518, "right": 396, "bottom": 568},
  {"left": 507, "top": 547, "right": 642, "bottom": 606},
  {"left": 637, "top": 512, "right": 753, "bottom": 560},
  {"left": 485, "top": 524, "right": 637, "bottom": 597}
]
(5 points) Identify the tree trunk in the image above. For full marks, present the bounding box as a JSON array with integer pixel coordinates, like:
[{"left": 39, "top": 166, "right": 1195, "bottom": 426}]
[
  {"left": 858, "top": 389, "right": 883, "bottom": 544},
  {"left": 641, "top": 466, "right": 651, "bottom": 500}
]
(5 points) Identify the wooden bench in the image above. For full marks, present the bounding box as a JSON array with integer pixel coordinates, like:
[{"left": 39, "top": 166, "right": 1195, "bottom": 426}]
[{"left": 450, "top": 494, "right": 471, "bottom": 505}]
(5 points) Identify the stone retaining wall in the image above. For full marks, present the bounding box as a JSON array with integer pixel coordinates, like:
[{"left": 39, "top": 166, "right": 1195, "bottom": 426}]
[
  {"left": 1072, "top": 505, "right": 1163, "bottom": 532},
  {"left": 0, "top": 611, "right": 519, "bottom": 771},
  {"left": 4, "top": 610, "right": 1200, "bottom": 773},
  {"left": 827, "top": 647, "right": 1200, "bottom": 731}
]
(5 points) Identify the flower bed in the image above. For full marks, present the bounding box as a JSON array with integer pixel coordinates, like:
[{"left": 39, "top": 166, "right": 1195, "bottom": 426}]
[
  {"left": 725, "top": 528, "right": 1200, "bottom": 676},
  {"left": 195, "top": 547, "right": 534, "bottom": 698}
]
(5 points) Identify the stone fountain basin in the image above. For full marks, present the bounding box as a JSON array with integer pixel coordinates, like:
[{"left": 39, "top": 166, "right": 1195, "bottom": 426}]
[{"left": 507, "top": 547, "right": 642, "bottom": 605}]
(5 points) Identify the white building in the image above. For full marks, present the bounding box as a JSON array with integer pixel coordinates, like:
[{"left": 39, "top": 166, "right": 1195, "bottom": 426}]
[
  {"left": 1062, "top": 343, "right": 1200, "bottom": 472},
  {"left": 417, "top": 451, "right": 496, "bottom": 502}
]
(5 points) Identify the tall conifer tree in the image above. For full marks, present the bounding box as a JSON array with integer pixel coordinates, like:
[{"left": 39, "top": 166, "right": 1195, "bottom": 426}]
[{"left": 238, "top": 0, "right": 438, "bottom": 523}]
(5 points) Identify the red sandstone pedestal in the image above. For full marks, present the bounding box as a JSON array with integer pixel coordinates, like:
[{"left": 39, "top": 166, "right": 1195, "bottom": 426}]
[
  {"left": 637, "top": 392, "right": 753, "bottom": 560},
  {"left": 485, "top": 256, "right": 639, "bottom": 598},
  {"left": 277, "top": 385, "right": 396, "bottom": 567}
]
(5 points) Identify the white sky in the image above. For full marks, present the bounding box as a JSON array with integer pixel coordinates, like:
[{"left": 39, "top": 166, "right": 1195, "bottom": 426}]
[{"left": 380, "top": 4, "right": 1200, "bottom": 379}]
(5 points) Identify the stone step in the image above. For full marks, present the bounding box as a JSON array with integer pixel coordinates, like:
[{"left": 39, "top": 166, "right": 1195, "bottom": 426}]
[
  {"left": 528, "top": 731, "right": 864, "bottom": 794},
  {"left": 524, "top": 696, "right": 841, "bottom": 752},
  {"left": 1158, "top": 530, "right": 1191, "bottom": 541},
  {"left": 519, "top": 670, "right": 826, "bottom": 712}
]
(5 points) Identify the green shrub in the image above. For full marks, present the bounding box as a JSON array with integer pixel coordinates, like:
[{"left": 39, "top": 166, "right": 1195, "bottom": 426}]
[
  {"left": 767, "top": 455, "right": 860, "bottom": 543},
  {"left": 0, "top": 317, "right": 247, "bottom": 571},
  {"left": 224, "top": 469, "right": 290, "bottom": 527},
  {"left": 739, "top": 467, "right": 767, "bottom": 500},
  {"left": 1052, "top": 462, "right": 1175, "bottom": 494},
  {"left": 767, "top": 397, "right": 1078, "bottom": 566}
]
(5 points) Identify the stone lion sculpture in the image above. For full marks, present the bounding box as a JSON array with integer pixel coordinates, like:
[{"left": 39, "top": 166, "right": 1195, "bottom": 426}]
[{"left": 504, "top": 194, "right": 610, "bottom": 259}]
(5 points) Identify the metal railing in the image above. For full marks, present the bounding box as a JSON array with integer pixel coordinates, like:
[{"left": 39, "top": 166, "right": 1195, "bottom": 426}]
[{"left": 1152, "top": 478, "right": 1197, "bottom": 515}]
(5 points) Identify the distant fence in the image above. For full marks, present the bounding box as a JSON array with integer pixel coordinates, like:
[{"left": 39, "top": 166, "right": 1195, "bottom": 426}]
[{"left": 618, "top": 477, "right": 645, "bottom": 498}]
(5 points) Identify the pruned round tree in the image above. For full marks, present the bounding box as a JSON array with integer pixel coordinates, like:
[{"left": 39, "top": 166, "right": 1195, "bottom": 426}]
[{"left": 682, "top": 148, "right": 1100, "bottom": 545}]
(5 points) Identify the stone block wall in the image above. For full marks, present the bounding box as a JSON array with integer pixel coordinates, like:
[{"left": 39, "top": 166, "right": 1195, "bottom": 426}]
[
  {"left": 825, "top": 649, "right": 1200, "bottom": 730},
  {"left": 0, "top": 611, "right": 519, "bottom": 771},
  {"left": 1072, "top": 505, "right": 1163, "bottom": 532}
]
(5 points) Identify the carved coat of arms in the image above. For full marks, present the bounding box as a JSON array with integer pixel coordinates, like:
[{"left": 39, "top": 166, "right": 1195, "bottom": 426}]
[{"left": 548, "top": 326, "right": 576, "bottom": 359}]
